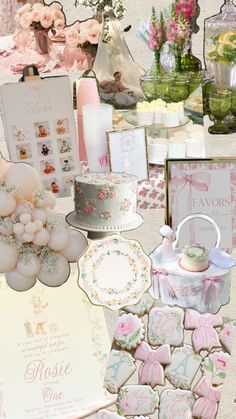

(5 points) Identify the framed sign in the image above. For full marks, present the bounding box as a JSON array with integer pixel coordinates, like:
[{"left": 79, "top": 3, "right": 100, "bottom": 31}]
[
  {"left": 0, "top": 272, "right": 115, "bottom": 418},
  {"left": 0, "top": 76, "right": 81, "bottom": 198},
  {"left": 165, "top": 158, "right": 236, "bottom": 250},
  {"left": 107, "top": 127, "right": 149, "bottom": 181}
]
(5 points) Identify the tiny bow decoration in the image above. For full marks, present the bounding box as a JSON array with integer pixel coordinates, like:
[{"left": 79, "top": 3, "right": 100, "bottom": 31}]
[
  {"left": 134, "top": 341, "right": 171, "bottom": 386},
  {"left": 185, "top": 309, "right": 222, "bottom": 352},
  {"left": 152, "top": 268, "right": 176, "bottom": 300},
  {"left": 192, "top": 376, "right": 222, "bottom": 419},
  {"left": 201, "top": 275, "right": 222, "bottom": 307}
]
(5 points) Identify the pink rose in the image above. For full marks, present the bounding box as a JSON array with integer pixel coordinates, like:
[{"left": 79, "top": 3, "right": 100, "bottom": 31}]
[
  {"left": 78, "top": 31, "right": 88, "bottom": 45},
  {"left": 18, "top": 4, "right": 32, "bottom": 16},
  {"left": 210, "top": 353, "right": 230, "bottom": 372},
  {"left": 32, "top": 3, "right": 44, "bottom": 12},
  {"left": 40, "top": 9, "right": 53, "bottom": 29},
  {"left": 54, "top": 19, "right": 65, "bottom": 31},
  {"left": 97, "top": 191, "right": 105, "bottom": 200},
  {"left": 53, "top": 9, "right": 65, "bottom": 21},
  {"left": 20, "top": 12, "right": 32, "bottom": 29},
  {"left": 50, "top": 2, "right": 63, "bottom": 11},
  {"left": 31, "top": 10, "right": 41, "bottom": 23},
  {"left": 114, "top": 316, "right": 136, "bottom": 339},
  {"left": 87, "top": 28, "right": 101, "bottom": 44}
]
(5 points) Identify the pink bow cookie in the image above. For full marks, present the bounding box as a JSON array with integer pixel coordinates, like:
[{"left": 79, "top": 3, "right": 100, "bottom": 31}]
[
  {"left": 134, "top": 341, "right": 171, "bottom": 386},
  {"left": 185, "top": 309, "right": 222, "bottom": 352},
  {"left": 192, "top": 376, "right": 222, "bottom": 419}
]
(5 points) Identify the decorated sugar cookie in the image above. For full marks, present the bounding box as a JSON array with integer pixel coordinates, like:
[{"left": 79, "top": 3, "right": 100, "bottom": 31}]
[
  {"left": 134, "top": 341, "right": 171, "bottom": 387},
  {"left": 219, "top": 320, "right": 236, "bottom": 353},
  {"left": 148, "top": 306, "right": 184, "bottom": 347},
  {"left": 104, "top": 350, "right": 136, "bottom": 394},
  {"left": 165, "top": 345, "right": 202, "bottom": 390},
  {"left": 96, "top": 410, "right": 125, "bottom": 419},
  {"left": 192, "top": 376, "right": 222, "bottom": 419},
  {"left": 116, "top": 385, "right": 158, "bottom": 416},
  {"left": 185, "top": 309, "right": 222, "bottom": 352},
  {"left": 114, "top": 313, "right": 145, "bottom": 350},
  {"left": 201, "top": 351, "right": 230, "bottom": 386},
  {"left": 124, "top": 294, "right": 154, "bottom": 316},
  {"left": 159, "top": 388, "right": 195, "bottom": 419}
]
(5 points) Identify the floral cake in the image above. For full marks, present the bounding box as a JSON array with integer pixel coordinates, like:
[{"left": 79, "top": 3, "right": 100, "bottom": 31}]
[{"left": 74, "top": 172, "right": 138, "bottom": 229}]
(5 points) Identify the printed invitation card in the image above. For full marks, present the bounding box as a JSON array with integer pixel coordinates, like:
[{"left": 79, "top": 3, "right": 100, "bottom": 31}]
[{"left": 0, "top": 272, "right": 115, "bottom": 418}]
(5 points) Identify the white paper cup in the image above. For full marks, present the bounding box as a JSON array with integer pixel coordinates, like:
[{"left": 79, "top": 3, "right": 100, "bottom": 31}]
[
  {"left": 137, "top": 111, "right": 154, "bottom": 126},
  {"left": 186, "top": 138, "right": 204, "bottom": 157},
  {"left": 149, "top": 143, "right": 168, "bottom": 164},
  {"left": 168, "top": 143, "right": 186, "bottom": 158},
  {"left": 163, "top": 110, "right": 180, "bottom": 128},
  {"left": 154, "top": 110, "right": 164, "bottom": 125}
]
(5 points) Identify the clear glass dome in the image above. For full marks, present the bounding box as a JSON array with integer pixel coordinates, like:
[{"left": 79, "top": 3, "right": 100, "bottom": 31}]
[{"left": 204, "top": 0, "right": 236, "bottom": 89}]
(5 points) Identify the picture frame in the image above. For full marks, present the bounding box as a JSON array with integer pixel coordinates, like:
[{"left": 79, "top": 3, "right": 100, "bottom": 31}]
[
  {"left": 107, "top": 126, "right": 149, "bottom": 182},
  {"left": 165, "top": 158, "right": 236, "bottom": 250}
]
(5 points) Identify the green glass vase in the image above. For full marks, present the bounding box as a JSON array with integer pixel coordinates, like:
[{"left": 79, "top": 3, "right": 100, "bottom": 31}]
[
  {"left": 149, "top": 51, "right": 162, "bottom": 76},
  {"left": 181, "top": 47, "right": 202, "bottom": 72}
]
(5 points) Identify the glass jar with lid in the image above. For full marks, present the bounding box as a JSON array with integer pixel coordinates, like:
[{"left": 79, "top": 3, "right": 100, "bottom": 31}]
[{"left": 204, "top": 0, "right": 236, "bottom": 89}]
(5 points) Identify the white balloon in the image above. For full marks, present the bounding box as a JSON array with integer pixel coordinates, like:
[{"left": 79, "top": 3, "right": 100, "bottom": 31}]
[
  {"left": 25, "top": 222, "right": 37, "bottom": 235},
  {"left": 17, "top": 254, "right": 41, "bottom": 277},
  {"left": 62, "top": 230, "right": 88, "bottom": 262},
  {"left": 33, "top": 228, "right": 50, "bottom": 246},
  {"left": 31, "top": 208, "right": 47, "bottom": 223},
  {"left": 6, "top": 269, "right": 36, "bottom": 292},
  {"left": 0, "top": 240, "right": 19, "bottom": 273},
  {"left": 34, "top": 220, "right": 44, "bottom": 231},
  {"left": 20, "top": 213, "right": 32, "bottom": 225},
  {"left": 13, "top": 223, "right": 25, "bottom": 236},
  {"left": 22, "top": 233, "right": 35, "bottom": 243},
  {"left": 0, "top": 191, "right": 16, "bottom": 216},
  {"left": 48, "top": 228, "right": 69, "bottom": 251},
  {"left": 37, "top": 252, "right": 70, "bottom": 287},
  {"left": 0, "top": 155, "right": 11, "bottom": 186},
  {"left": 5, "top": 162, "right": 41, "bottom": 199}
]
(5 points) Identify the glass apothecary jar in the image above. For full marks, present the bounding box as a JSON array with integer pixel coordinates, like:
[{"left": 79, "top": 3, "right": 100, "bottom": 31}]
[{"left": 204, "top": 0, "right": 236, "bottom": 90}]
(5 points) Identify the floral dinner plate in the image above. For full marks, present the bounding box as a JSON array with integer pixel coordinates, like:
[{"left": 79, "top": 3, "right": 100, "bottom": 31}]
[{"left": 78, "top": 235, "right": 152, "bottom": 311}]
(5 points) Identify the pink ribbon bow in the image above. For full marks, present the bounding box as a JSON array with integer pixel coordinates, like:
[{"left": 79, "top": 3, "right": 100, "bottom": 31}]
[
  {"left": 172, "top": 172, "right": 211, "bottom": 243},
  {"left": 192, "top": 376, "right": 222, "bottom": 419},
  {"left": 134, "top": 341, "right": 171, "bottom": 387},
  {"left": 202, "top": 275, "right": 222, "bottom": 308},
  {"left": 185, "top": 309, "right": 222, "bottom": 352},
  {"left": 152, "top": 268, "right": 176, "bottom": 300}
]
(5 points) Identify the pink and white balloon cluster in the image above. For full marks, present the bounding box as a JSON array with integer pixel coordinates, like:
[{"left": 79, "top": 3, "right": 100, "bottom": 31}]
[{"left": 0, "top": 156, "right": 87, "bottom": 292}]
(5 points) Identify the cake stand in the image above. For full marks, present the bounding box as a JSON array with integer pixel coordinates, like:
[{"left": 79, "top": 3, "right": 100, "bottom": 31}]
[{"left": 66, "top": 211, "right": 143, "bottom": 240}]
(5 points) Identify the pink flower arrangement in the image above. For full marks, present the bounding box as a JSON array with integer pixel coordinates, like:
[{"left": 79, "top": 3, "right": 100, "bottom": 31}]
[
  {"left": 175, "top": 0, "right": 197, "bottom": 22},
  {"left": 166, "top": 15, "right": 191, "bottom": 53},
  {"left": 83, "top": 200, "right": 96, "bottom": 214},
  {"left": 15, "top": 2, "right": 66, "bottom": 33},
  {"left": 114, "top": 315, "right": 136, "bottom": 339},
  {"left": 148, "top": 8, "right": 166, "bottom": 53},
  {"left": 65, "top": 19, "right": 101, "bottom": 48}
]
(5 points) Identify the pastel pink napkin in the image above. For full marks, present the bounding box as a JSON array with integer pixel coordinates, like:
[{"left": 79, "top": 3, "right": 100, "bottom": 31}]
[{"left": 134, "top": 341, "right": 171, "bottom": 386}]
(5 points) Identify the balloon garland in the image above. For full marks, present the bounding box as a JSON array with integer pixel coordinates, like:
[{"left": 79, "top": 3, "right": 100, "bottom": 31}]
[{"left": 0, "top": 155, "right": 88, "bottom": 291}]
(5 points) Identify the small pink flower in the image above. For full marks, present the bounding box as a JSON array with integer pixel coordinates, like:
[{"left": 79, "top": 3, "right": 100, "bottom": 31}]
[
  {"left": 40, "top": 9, "right": 53, "bottom": 29},
  {"left": 223, "top": 324, "right": 234, "bottom": 339},
  {"left": 210, "top": 353, "right": 229, "bottom": 371},
  {"left": 97, "top": 191, "right": 105, "bottom": 200},
  {"left": 53, "top": 9, "right": 65, "bottom": 21},
  {"left": 78, "top": 31, "right": 88, "bottom": 45},
  {"left": 84, "top": 206, "right": 94, "bottom": 214},
  {"left": 32, "top": 3, "right": 44, "bottom": 12},
  {"left": 20, "top": 12, "right": 33, "bottom": 29},
  {"left": 114, "top": 315, "right": 136, "bottom": 339},
  {"left": 50, "top": 2, "right": 63, "bottom": 11},
  {"left": 54, "top": 19, "right": 65, "bottom": 31}
]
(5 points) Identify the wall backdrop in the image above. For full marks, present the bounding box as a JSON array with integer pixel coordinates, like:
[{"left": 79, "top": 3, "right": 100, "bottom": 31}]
[{"left": 49, "top": 0, "right": 225, "bottom": 70}]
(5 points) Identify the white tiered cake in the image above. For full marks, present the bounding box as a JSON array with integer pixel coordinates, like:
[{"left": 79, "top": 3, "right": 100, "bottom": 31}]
[{"left": 74, "top": 172, "right": 139, "bottom": 230}]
